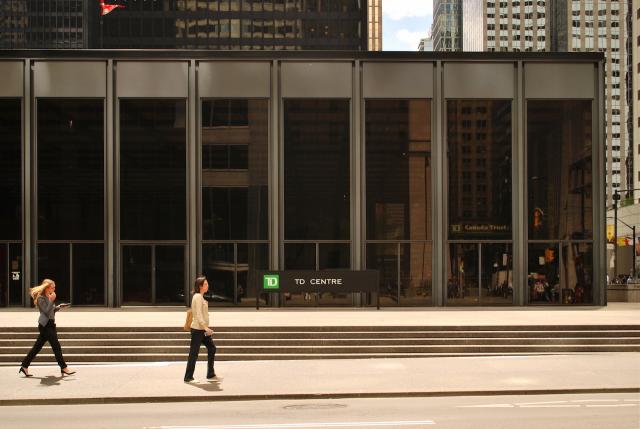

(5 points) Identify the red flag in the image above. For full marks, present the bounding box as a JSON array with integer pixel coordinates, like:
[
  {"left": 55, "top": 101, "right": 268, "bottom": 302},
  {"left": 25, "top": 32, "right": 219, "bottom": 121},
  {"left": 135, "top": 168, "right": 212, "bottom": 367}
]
[{"left": 99, "top": 1, "right": 125, "bottom": 16}]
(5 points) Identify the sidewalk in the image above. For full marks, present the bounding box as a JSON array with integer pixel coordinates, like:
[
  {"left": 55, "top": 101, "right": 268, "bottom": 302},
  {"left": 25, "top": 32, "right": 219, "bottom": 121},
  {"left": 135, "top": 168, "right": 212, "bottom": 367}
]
[
  {"left": 1, "top": 354, "right": 639, "bottom": 405},
  {"left": 1, "top": 303, "right": 639, "bottom": 328}
]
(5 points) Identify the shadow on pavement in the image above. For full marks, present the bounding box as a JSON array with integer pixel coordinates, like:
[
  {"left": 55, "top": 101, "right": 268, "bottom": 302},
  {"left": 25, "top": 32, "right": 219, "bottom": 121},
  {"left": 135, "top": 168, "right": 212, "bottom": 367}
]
[{"left": 185, "top": 377, "right": 223, "bottom": 392}]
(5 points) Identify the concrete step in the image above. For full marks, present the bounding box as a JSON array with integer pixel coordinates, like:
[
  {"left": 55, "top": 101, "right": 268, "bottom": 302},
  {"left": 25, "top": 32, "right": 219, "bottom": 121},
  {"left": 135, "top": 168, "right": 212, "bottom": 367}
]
[
  {"left": 3, "top": 337, "right": 640, "bottom": 347},
  {"left": 5, "top": 325, "right": 640, "bottom": 333},
  {"left": 2, "top": 346, "right": 640, "bottom": 364},
  {"left": 3, "top": 344, "right": 640, "bottom": 355},
  {"left": 2, "top": 330, "right": 639, "bottom": 340}
]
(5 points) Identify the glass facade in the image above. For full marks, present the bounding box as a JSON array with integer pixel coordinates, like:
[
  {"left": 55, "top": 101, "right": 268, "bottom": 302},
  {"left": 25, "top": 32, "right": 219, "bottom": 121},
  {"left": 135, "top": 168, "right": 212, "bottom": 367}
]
[
  {"left": 36, "top": 99, "right": 104, "bottom": 305},
  {"left": 283, "top": 99, "right": 351, "bottom": 305},
  {"left": 201, "top": 99, "right": 269, "bottom": 306},
  {"left": 120, "top": 99, "right": 187, "bottom": 305},
  {"left": 101, "top": 0, "right": 365, "bottom": 50},
  {"left": 0, "top": 99, "right": 22, "bottom": 307},
  {"left": 447, "top": 100, "right": 513, "bottom": 305},
  {"left": 0, "top": 0, "right": 89, "bottom": 49},
  {"left": 365, "top": 100, "right": 432, "bottom": 306},
  {"left": 527, "top": 100, "right": 593, "bottom": 304},
  {"left": 0, "top": 55, "right": 604, "bottom": 308}
]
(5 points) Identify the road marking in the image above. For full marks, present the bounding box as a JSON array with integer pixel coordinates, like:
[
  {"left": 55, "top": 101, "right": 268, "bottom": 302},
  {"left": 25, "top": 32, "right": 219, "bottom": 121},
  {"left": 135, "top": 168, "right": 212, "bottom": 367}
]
[
  {"left": 518, "top": 405, "right": 580, "bottom": 408},
  {"left": 585, "top": 404, "right": 638, "bottom": 408},
  {"left": 570, "top": 399, "right": 618, "bottom": 403},
  {"left": 514, "top": 401, "right": 568, "bottom": 406},
  {"left": 456, "top": 404, "right": 514, "bottom": 408},
  {"left": 145, "top": 420, "right": 436, "bottom": 429}
]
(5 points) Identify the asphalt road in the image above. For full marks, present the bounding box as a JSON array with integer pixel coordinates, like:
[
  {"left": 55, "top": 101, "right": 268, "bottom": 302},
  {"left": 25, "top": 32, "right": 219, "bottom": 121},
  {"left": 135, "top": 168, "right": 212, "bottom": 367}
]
[{"left": 2, "top": 393, "right": 639, "bottom": 429}]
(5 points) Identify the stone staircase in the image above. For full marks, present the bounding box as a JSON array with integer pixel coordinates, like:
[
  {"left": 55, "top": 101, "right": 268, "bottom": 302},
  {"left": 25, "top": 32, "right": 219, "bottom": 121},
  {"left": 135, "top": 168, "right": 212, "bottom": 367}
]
[{"left": 2, "top": 325, "right": 639, "bottom": 364}]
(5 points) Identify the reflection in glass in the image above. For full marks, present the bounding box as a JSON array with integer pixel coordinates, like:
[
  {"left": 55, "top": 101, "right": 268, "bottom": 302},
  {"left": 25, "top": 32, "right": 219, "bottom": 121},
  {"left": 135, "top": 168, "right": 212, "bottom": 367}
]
[
  {"left": 479, "top": 244, "right": 513, "bottom": 305},
  {"left": 366, "top": 100, "right": 432, "bottom": 241},
  {"left": 447, "top": 100, "right": 512, "bottom": 240},
  {"left": 9, "top": 244, "right": 22, "bottom": 306},
  {"left": 366, "top": 244, "right": 398, "bottom": 305},
  {"left": 448, "top": 243, "right": 512, "bottom": 306},
  {"left": 284, "top": 243, "right": 316, "bottom": 306},
  {"left": 38, "top": 244, "right": 70, "bottom": 304},
  {"left": 203, "top": 244, "right": 235, "bottom": 305},
  {"left": 447, "top": 243, "right": 479, "bottom": 305},
  {"left": 0, "top": 99, "right": 21, "bottom": 240},
  {"left": 561, "top": 242, "right": 592, "bottom": 304},
  {"left": 527, "top": 101, "right": 593, "bottom": 240},
  {"left": 284, "top": 99, "right": 350, "bottom": 240},
  {"left": 73, "top": 244, "right": 105, "bottom": 306},
  {"left": 0, "top": 245, "right": 6, "bottom": 306},
  {"left": 400, "top": 243, "right": 432, "bottom": 305},
  {"left": 201, "top": 99, "right": 268, "bottom": 241},
  {"left": 122, "top": 246, "right": 152, "bottom": 304},
  {"left": 37, "top": 99, "right": 104, "bottom": 240},
  {"left": 120, "top": 100, "right": 186, "bottom": 241},
  {"left": 237, "top": 244, "right": 269, "bottom": 306},
  {"left": 156, "top": 246, "right": 185, "bottom": 305},
  {"left": 317, "top": 244, "right": 351, "bottom": 306},
  {"left": 528, "top": 243, "right": 560, "bottom": 304}
]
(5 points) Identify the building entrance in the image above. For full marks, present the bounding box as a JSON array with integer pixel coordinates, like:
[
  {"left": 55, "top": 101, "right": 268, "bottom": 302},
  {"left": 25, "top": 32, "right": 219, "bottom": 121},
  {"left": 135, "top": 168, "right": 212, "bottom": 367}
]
[{"left": 447, "top": 243, "right": 513, "bottom": 305}]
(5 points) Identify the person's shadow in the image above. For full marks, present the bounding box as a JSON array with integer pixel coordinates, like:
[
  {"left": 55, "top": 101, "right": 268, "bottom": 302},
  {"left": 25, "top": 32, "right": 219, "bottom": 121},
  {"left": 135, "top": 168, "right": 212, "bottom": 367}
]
[
  {"left": 185, "top": 377, "right": 223, "bottom": 392},
  {"left": 30, "top": 375, "right": 74, "bottom": 387}
]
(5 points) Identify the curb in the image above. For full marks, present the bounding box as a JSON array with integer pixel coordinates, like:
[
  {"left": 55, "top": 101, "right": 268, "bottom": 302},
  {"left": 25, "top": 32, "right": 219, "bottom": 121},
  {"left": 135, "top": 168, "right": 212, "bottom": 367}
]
[{"left": 1, "top": 387, "right": 639, "bottom": 406}]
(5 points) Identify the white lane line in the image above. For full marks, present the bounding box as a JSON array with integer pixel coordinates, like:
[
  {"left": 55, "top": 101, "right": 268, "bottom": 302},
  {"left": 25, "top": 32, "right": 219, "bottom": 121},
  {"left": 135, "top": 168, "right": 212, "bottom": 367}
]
[
  {"left": 456, "top": 404, "right": 515, "bottom": 408},
  {"left": 518, "top": 405, "right": 580, "bottom": 408},
  {"left": 514, "top": 401, "right": 568, "bottom": 406},
  {"left": 570, "top": 399, "right": 619, "bottom": 403},
  {"left": 623, "top": 399, "right": 640, "bottom": 402},
  {"left": 144, "top": 421, "right": 436, "bottom": 429},
  {"left": 585, "top": 404, "right": 638, "bottom": 408}
]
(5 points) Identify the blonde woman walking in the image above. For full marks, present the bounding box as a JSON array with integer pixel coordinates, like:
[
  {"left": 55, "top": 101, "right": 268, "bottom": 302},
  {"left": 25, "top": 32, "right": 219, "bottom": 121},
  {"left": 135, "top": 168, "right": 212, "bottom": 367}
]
[
  {"left": 19, "top": 279, "right": 75, "bottom": 377},
  {"left": 184, "top": 276, "right": 216, "bottom": 383}
]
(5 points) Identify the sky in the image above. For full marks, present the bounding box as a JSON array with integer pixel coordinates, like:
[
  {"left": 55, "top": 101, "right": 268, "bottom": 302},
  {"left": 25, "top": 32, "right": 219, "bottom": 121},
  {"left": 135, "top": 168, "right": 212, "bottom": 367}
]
[{"left": 382, "top": 0, "right": 433, "bottom": 51}]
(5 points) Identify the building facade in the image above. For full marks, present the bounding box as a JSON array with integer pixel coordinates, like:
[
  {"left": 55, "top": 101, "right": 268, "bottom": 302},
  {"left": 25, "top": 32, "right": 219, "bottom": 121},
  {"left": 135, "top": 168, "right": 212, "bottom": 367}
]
[
  {"left": 432, "top": 0, "right": 463, "bottom": 51},
  {"left": 0, "top": 51, "right": 605, "bottom": 308},
  {"left": 367, "top": 0, "right": 382, "bottom": 51},
  {"left": 462, "top": 0, "right": 631, "bottom": 209},
  {"left": 633, "top": 0, "right": 640, "bottom": 203},
  {"left": 0, "top": 0, "right": 91, "bottom": 49},
  {"left": 100, "top": 0, "right": 367, "bottom": 50}
]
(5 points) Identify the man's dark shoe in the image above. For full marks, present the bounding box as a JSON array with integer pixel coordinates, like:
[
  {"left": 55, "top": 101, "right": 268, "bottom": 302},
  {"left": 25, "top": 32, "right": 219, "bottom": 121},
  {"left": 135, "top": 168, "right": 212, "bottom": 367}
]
[
  {"left": 184, "top": 377, "right": 195, "bottom": 383},
  {"left": 207, "top": 372, "right": 217, "bottom": 379}
]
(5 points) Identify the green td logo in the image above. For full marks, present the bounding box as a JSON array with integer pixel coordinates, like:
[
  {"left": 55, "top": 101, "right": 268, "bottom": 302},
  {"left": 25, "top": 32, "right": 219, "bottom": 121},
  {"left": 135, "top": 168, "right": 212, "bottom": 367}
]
[{"left": 263, "top": 274, "right": 280, "bottom": 290}]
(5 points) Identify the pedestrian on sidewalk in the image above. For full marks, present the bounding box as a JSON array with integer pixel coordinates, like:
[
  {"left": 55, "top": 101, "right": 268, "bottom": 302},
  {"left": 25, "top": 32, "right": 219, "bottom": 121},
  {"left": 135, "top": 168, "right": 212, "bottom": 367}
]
[
  {"left": 19, "top": 279, "right": 75, "bottom": 377},
  {"left": 184, "top": 276, "right": 216, "bottom": 383}
]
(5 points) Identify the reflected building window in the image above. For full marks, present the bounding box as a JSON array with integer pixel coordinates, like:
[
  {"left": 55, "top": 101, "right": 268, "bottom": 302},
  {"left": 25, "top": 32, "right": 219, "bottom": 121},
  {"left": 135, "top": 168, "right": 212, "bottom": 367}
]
[
  {"left": 365, "top": 99, "right": 432, "bottom": 306},
  {"left": 201, "top": 99, "right": 269, "bottom": 306},
  {"left": 527, "top": 101, "right": 593, "bottom": 305}
]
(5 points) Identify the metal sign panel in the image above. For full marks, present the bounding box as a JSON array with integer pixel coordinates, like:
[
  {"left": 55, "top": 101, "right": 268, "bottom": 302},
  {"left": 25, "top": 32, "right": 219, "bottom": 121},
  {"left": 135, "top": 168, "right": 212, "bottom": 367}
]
[
  {"left": 525, "top": 63, "right": 595, "bottom": 99},
  {"left": 116, "top": 61, "right": 188, "bottom": 98},
  {"left": 444, "top": 62, "right": 514, "bottom": 99},
  {"left": 281, "top": 62, "right": 352, "bottom": 98},
  {"left": 34, "top": 61, "right": 106, "bottom": 98},
  {"left": 363, "top": 62, "right": 434, "bottom": 98},
  {"left": 257, "top": 270, "right": 379, "bottom": 294},
  {"left": 199, "top": 61, "right": 270, "bottom": 98},
  {"left": 0, "top": 61, "right": 23, "bottom": 97}
]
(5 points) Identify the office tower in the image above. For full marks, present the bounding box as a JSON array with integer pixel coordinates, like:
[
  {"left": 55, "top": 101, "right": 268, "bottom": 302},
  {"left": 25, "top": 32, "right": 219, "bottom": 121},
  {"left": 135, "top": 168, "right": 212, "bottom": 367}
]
[
  {"left": 368, "top": 0, "right": 382, "bottom": 51},
  {"left": 100, "top": 0, "right": 367, "bottom": 50},
  {"left": 0, "top": 0, "right": 90, "bottom": 49},
  {"left": 463, "top": 0, "right": 631, "bottom": 206},
  {"left": 432, "top": 0, "right": 463, "bottom": 51}
]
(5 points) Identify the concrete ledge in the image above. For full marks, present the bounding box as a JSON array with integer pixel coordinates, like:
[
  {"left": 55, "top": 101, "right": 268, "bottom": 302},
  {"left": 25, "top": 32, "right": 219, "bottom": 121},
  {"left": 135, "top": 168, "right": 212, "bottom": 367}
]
[{"left": 1, "top": 388, "right": 639, "bottom": 407}]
